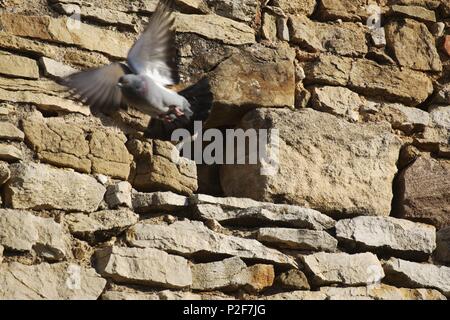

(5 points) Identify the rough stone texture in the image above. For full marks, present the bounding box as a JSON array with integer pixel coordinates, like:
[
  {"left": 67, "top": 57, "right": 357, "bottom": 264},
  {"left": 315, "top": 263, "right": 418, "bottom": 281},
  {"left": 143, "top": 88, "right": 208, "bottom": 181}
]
[
  {"left": 276, "top": 269, "right": 310, "bottom": 291},
  {"left": 336, "top": 216, "right": 436, "bottom": 260},
  {"left": 40, "top": 57, "right": 78, "bottom": 79},
  {"left": 318, "top": 0, "right": 377, "bottom": 21},
  {"left": 435, "top": 227, "right": 450, "bottom": 264},
  {"left": 194, "top": 204, "right": 336, "bottom": 230},
  {"left": 105, "top": 181, "right": 132, "bottom": 209},
  {"left": 221, "top": 108, "right": 402, "bottom": 217},
  {"left": 174, "top": 13, "right": 255, "bottom": 45},
  {"left": 0, "top": 209, "right": 70, "bottom": 261},
  {"left": 4, "top": 162, "right": 106, "bottom": 212},
  {"left": 207, "top": 0, "right": 259, "bottom": 22},
  {"left": 132, "top": 191, "right": 189, "bottom": 213},
  {"left": 320, "top": 284, "right": 446, "bottom": 300},
  {"left": 383, "top": 258, "right": 450, "bottom": 297},
  {"left": 0, "top": 122, "right": 24, "bottom": 141},
  {"left": 0, "top": 51, "right": 39, "bottom": 79},
  {"left": 395, "top": 155, "right": 450, "bottom": 229},
  {"left": 302, "top": 252, "right": 385, "bottom": 286},
  {"left": 429, "top": 105, "right": 450, "bottom": 129},
  {"left": 263, "top": 291, "right": 327, "bottom": 300},
  {"left": 257, "top": 228, "right": 338, "bottom": 252},
  {"left": 385, "top": 19, "right": 442, "bottom": 72},
  {"left": 0, "top": 262, "right": 106, "bottom": 300},
  {"left": 95, "top": 246, "right": 192, "bottom": 289},
  {"left": 191, "top": 257, "right": 274, "bottom": 292},
  {"left": 273, "top": 0, "right": 317, "bottom": 16},
  {"left": 126, "top": 220, "right": 297, "bottom": 267},
  {"left": 0, "top": 161, "right": 10, "bottom": 185},
  {"left": 289, "top": 15, "right": 368, "bottom": 57},
  {"left": 127, "top": 139, "right": 198, "bottom": 195},
  {"left": 0, "top": 144, "right": 22, "bottom": 162},
  {"left": 65, "top": 209, "right": 139, "bottom": 243},
  {"left": 390, "top": 5, "right": 436, "bottom": 22},
  {"left": 190, "top": 194, "right": 264, "bottom": 209},
  {"left": 304, "top": 55, "right": 434, "bottom": 106}
]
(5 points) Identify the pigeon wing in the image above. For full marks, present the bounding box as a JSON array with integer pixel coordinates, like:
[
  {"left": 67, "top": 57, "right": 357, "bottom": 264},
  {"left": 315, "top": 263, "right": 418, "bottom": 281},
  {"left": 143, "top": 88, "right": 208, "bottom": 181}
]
[
  {"left": 64, "top": 63, "right": 129, "bottom": 115},
  {"left": 127, "top": 0, "right": 179, "bottom": 86}
]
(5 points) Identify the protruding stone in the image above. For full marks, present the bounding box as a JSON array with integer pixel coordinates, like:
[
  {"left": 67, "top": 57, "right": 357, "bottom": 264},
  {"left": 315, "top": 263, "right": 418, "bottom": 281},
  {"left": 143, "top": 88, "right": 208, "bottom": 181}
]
[
  {"left": 39, "top": 57, "right": 78, "bottom": 79},
  {"left": 0, "top": 122, "right": 24, "bottom": 141},
  {"left": 0, "top": 144, "right": 22, "bottom": 162},
  {"left": 435, "top": 227, "right": 450, "bottom": 264},
  {"left": 0, "top": 51, "right": 39, "bottom": 79},
  {"left": 276, "top": 269, "right": 310, "bottom": 290},
  {"left": 132, "top": 191, "right": 189, "bottom": 213},
  {"left": 105, "top": 181, "right": 132, "bottom": 209}
]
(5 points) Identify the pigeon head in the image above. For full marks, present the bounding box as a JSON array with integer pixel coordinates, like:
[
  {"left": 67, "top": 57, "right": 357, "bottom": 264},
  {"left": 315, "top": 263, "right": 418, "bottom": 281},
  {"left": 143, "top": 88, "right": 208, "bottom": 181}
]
[{"left": 117, "top": 74, "right": 146, "bottom": 97}]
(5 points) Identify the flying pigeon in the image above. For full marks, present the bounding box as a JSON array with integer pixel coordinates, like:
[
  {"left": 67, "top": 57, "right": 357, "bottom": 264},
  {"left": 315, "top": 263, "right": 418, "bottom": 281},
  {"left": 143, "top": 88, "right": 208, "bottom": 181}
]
[{"left": 63, "top": 0, "right": 212, "bottom": 139}]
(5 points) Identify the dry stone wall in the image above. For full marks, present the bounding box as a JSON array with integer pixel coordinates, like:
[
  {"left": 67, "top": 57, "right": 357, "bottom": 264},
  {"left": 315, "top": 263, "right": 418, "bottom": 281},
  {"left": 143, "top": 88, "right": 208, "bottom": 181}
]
[{"left": 0, "top": 0, "right": 449, "bottom": 300}]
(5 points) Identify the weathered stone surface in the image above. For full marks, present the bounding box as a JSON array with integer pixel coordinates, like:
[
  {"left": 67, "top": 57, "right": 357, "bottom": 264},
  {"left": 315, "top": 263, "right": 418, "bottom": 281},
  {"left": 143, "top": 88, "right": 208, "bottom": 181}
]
[
  {"left": 95, "top": 246, "right": 192, "bottom": 289},
  {"left": 0, "top": 78, "right": 89, "bottom": 115},
  {"left": 5, "top": 162, "right": 106, "bottom": 212},
  {"left": 385, "top": 19, "right": 442, "bottom": 72},
  {"left": 190, "top": 194, "right": 263, "bottom": 209},
  {"left": 0, "top": 245, "right": 3, "bottom": 264},
  {"left": 132, "top": 191, "right": 189, "bottom": 213},
  {"left": 0, "top": 262, "right": 106, "bottom": 300},
  {"left": 320, "top": 284, "right": 446, "bottom": 300},
  {"left": 221, "top": 108, "right": 402, "bottom": 217},
  {"left": 273, "top": 0, "right": 316, "bottom": 15},
  {"left": 105, "top": 181, "right": 132, "bottom": 208},
  {"left": 127, "top": 139, "right": 198, "bottom": 195},
  {"left": 263, "top": 291, "right": 326, "bottom": 300},
  {"left": 257, "top": 228, "right": 338, "bottom": 252},
  {"left": 0, "top": 51, "right": 39, "bottom": 79},
  {"left": 336, "top": 216, "right": 436, "bottom": 260},
  {"left": 305, "top": 55, "right": 434, "bottom": 106},
  {"left": 0, "top": 14, "right": 132, "bottom": 58},
  {"left": 0, "top": 144, "right": 22, "bottom": 162},
  {"left": 435, "top": 227, "right": 450, "bottom": 264},
  {"left": 40, "top": 57, "right": 78, "bottom": 79},
  {"left": 101, "top": 286, "right": 233, "bottom": 300},
  {"left": 191, "top": 257, "right": 274, "bottom": 292},
  {"left": 207, "top": 0, "right": 259, "bottom": 22},
  {"left": 65, "top": 209, "right": 138, "bottom": 243},
  {"left": 310, "top": 86, "right": 365, "bottom": 122},
  {"left": 262, "top": 12, "right": 278, "bottom": 42},
  {"left": 390, "top": 5, "right": 436, "bottom": 22},
  {"left": 395, "top": 155, "right": 450, "bottom": 229},
  {"left": 126, "top": 220, "right": 297, "bottom": 267},
  {"left": 194, "top": 204, "right": 336, "bottom": 230},
  {"left": 174, "top": 13, "right": 255, "bottom": 45},
  {"left": 207, "top": 50, "right": 295, "bottom": 126},
  {"left": 289, "top": 15, "right": 368, "bottom": 57},
  {"left": 383, "top": 258, "right": 450, "bottom": 297},
  {"left": 429, "top": 105, "right": 450, "bottom": 129},
  {"left": 0, "top": 209, "right": 70, "bottom": 261},
  {"left": 0, "top": 122, "right": 24, "bottom": 141},
  {"left": 276, "top": 269, "right": 310, "bottom": 290},
  {"left": 317, "top": 0, "right": 377, "bottom": 21},
  {"left": 302, "top": 252, "right": 385, "bottom": 286},
  {"left": 0, "top": 161, "right": 10, "bottom": 185}
]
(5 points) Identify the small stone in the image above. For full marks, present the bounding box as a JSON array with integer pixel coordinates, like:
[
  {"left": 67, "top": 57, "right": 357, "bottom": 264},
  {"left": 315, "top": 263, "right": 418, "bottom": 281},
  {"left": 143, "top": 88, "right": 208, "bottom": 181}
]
[
  {"left": 0, "top": 161, "right": 10, "bottom": 185},
  {"left": 105, "top": 181, "right": 132, "bottom": 208},
  {"left": 0, "top": 122, "right": 24, "bottom": 141},
  {"left": 276, "top": 269, "right": 310, "bottom": 290},
  {"left": 262, "top": 12, "right": 277, "bottom": 42},
  {"left": 39, "top": 57, "right": 78, "bottom": 79},
  {"left": 444, "top": 36, "right": 450, "bottom": 57},
  {"left": 435, "top": 227, "right": 450, "bottom": 264},
  {"left": 95, "top": 174, "right": 109, "bottom": 185},
  {"left": 0, "top": 51, "right": 39, "bottom": 79},
  {"left": 95, "top": 246, "right": 192, "bottom": 289},
  {"left": 429, "top": 105, "right": 450, "bottom": 129},
  {"left": 132, "top": 191, "right": 188, "bottom": 213},
  {"left": 257, "top": 228, "right": 338, "bottom": 252},
  {"left": 0, "top": 144, "right": 22, "bottom": 162},
  {"left": 431, "top": 22, "right": 445, "bottom": 37},
  {"left": 390, "top": 5, "right": 436, "bottom": 22}
]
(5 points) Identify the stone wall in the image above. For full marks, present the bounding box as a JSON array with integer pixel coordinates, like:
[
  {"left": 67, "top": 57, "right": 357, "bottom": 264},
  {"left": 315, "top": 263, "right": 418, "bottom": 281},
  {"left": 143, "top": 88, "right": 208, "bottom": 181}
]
[{"left": 0, "top": 0, "right": 449, "bottom": 300}]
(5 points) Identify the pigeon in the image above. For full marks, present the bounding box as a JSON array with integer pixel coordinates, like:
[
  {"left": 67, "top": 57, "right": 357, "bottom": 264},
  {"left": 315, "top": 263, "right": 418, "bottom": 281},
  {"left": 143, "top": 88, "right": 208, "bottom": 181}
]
[{"left": 63, "top": 0, "right": 212, "bottom": 139}]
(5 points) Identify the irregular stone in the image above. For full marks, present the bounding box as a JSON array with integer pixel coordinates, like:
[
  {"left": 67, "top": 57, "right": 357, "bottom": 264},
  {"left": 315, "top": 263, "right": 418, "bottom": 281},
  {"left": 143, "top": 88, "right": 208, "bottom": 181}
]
[
  {"left": 176, "top": 0, "right": 209, "bottom": 14},
  {"left": 127, "top": 139, "right": 198, "bottom": 195},
  {"left": 0, "top": 14, "right": 132, "bottom": 58},
  {"left": 95, "top": 246, "right": 192, "bottom": 289},
  {"left": 105, "top": 181, "right": 132, "bottom": 209},
  {"left": 174, "top": 13, "right": 255, "bottom": 45},
  {"left": 390, "top": 5, "right": 436, "bottom": 22},
  {"left": 276, "top": 269, "right": 310, "bottom": 290},
  {"left": 0, "top": 209, "right": 70, "bottom": 261},
  {"left": 383, "top": 258, "right": 450, "bottom": 297},
  {"left": 395, "top": 155, "right": 450, "bottom": 229},
  {"left": 65, "top": 209, "right": 138, "bottom": 243},
  {"left": 0, "top": 245, "right": 3, "bottom": 264},
  {"left": 0, "top": 161, "right": 10, "bottom": 185},
  {"left": 0, "top": 144, "right": 22, "bottom": 162},
  {"left": 39, "top": 57, "right": 78, "bottom": 79},
  {"left": 305, "top": 55, "right": 434, "bottom": 106},
  {"left": 435, "top": 227, "right": 450, "bottom": 264},
  {"left": 191, "top": 257, "right": 274, "bottom": 292},
  {"left": 429, "top": 105, "right": 450, "bottom": 129},
  {"left": 0, "top": 262, "right": 106, "bottom": 299},
  {"left": 221, "top": 108, "right": 402, "bottom": 217},
  {"left": 0, "top": 122, "right": 24, "bottom": 141},
  {"left": 126, "top": 220, "right": 297, "bottom": 267},
  {"left": 320, "top": 284, "right": 446, "bottom": 300},
  {"left": 289, "top": 15, "right": 368, "bottom": 57},
  {"left": 262, "top": 12, "right": 278, "bottom": 42},
  {"left": 101, "top": 286, "right": 233, "bottom": 300},
  {"left": 310, "top": 86, "right": 365, "bottom": 122},
  {"left": 302, "top": 252, "right": 384, "bottom": 286},
  {"left": 207, "top": 0, "right": 259, "bottom": 22},
  {"left": 412, "top": 126, "right": 450, "bottom": 158},
  {"left": 132, "top": 191, "right": 188, "bottom": 213},
  {"left": 257, "top": 228, "right": 338, "bottom": 252},
  {"left": 336, "top": 216, "right": 436, "bottom": 260},
  {"left": 263, "top": 291, "right": 327, "bottom": 300},
  {"left": 0, "top": 51, "right": 39, "bottom": 79},
  {"left": 5, "top": 162, "right": 106, "bottom": 212},
  {"left": 190, "top": 194, "right": 263, "bottom": 209},
  {"left": 0, "top": 78, "right": 89, "bottom": 115},
  {"left": 273, "top": 0, "right": 316, "bottom": 16},
  {"left": 385, "top": 19, "right": 442, "bottom": 72},
  {"left": 207, "top": 50, "right": 295, "bottom": 126},
  {"left": 444, "top": 35, "right": 450, "bottom": 56},
  {"left": 318, "top": 0, "right": 376, "bottom": 21},
  {"left": 194, "top": 204, "right": 336, "bottom": 230}
]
